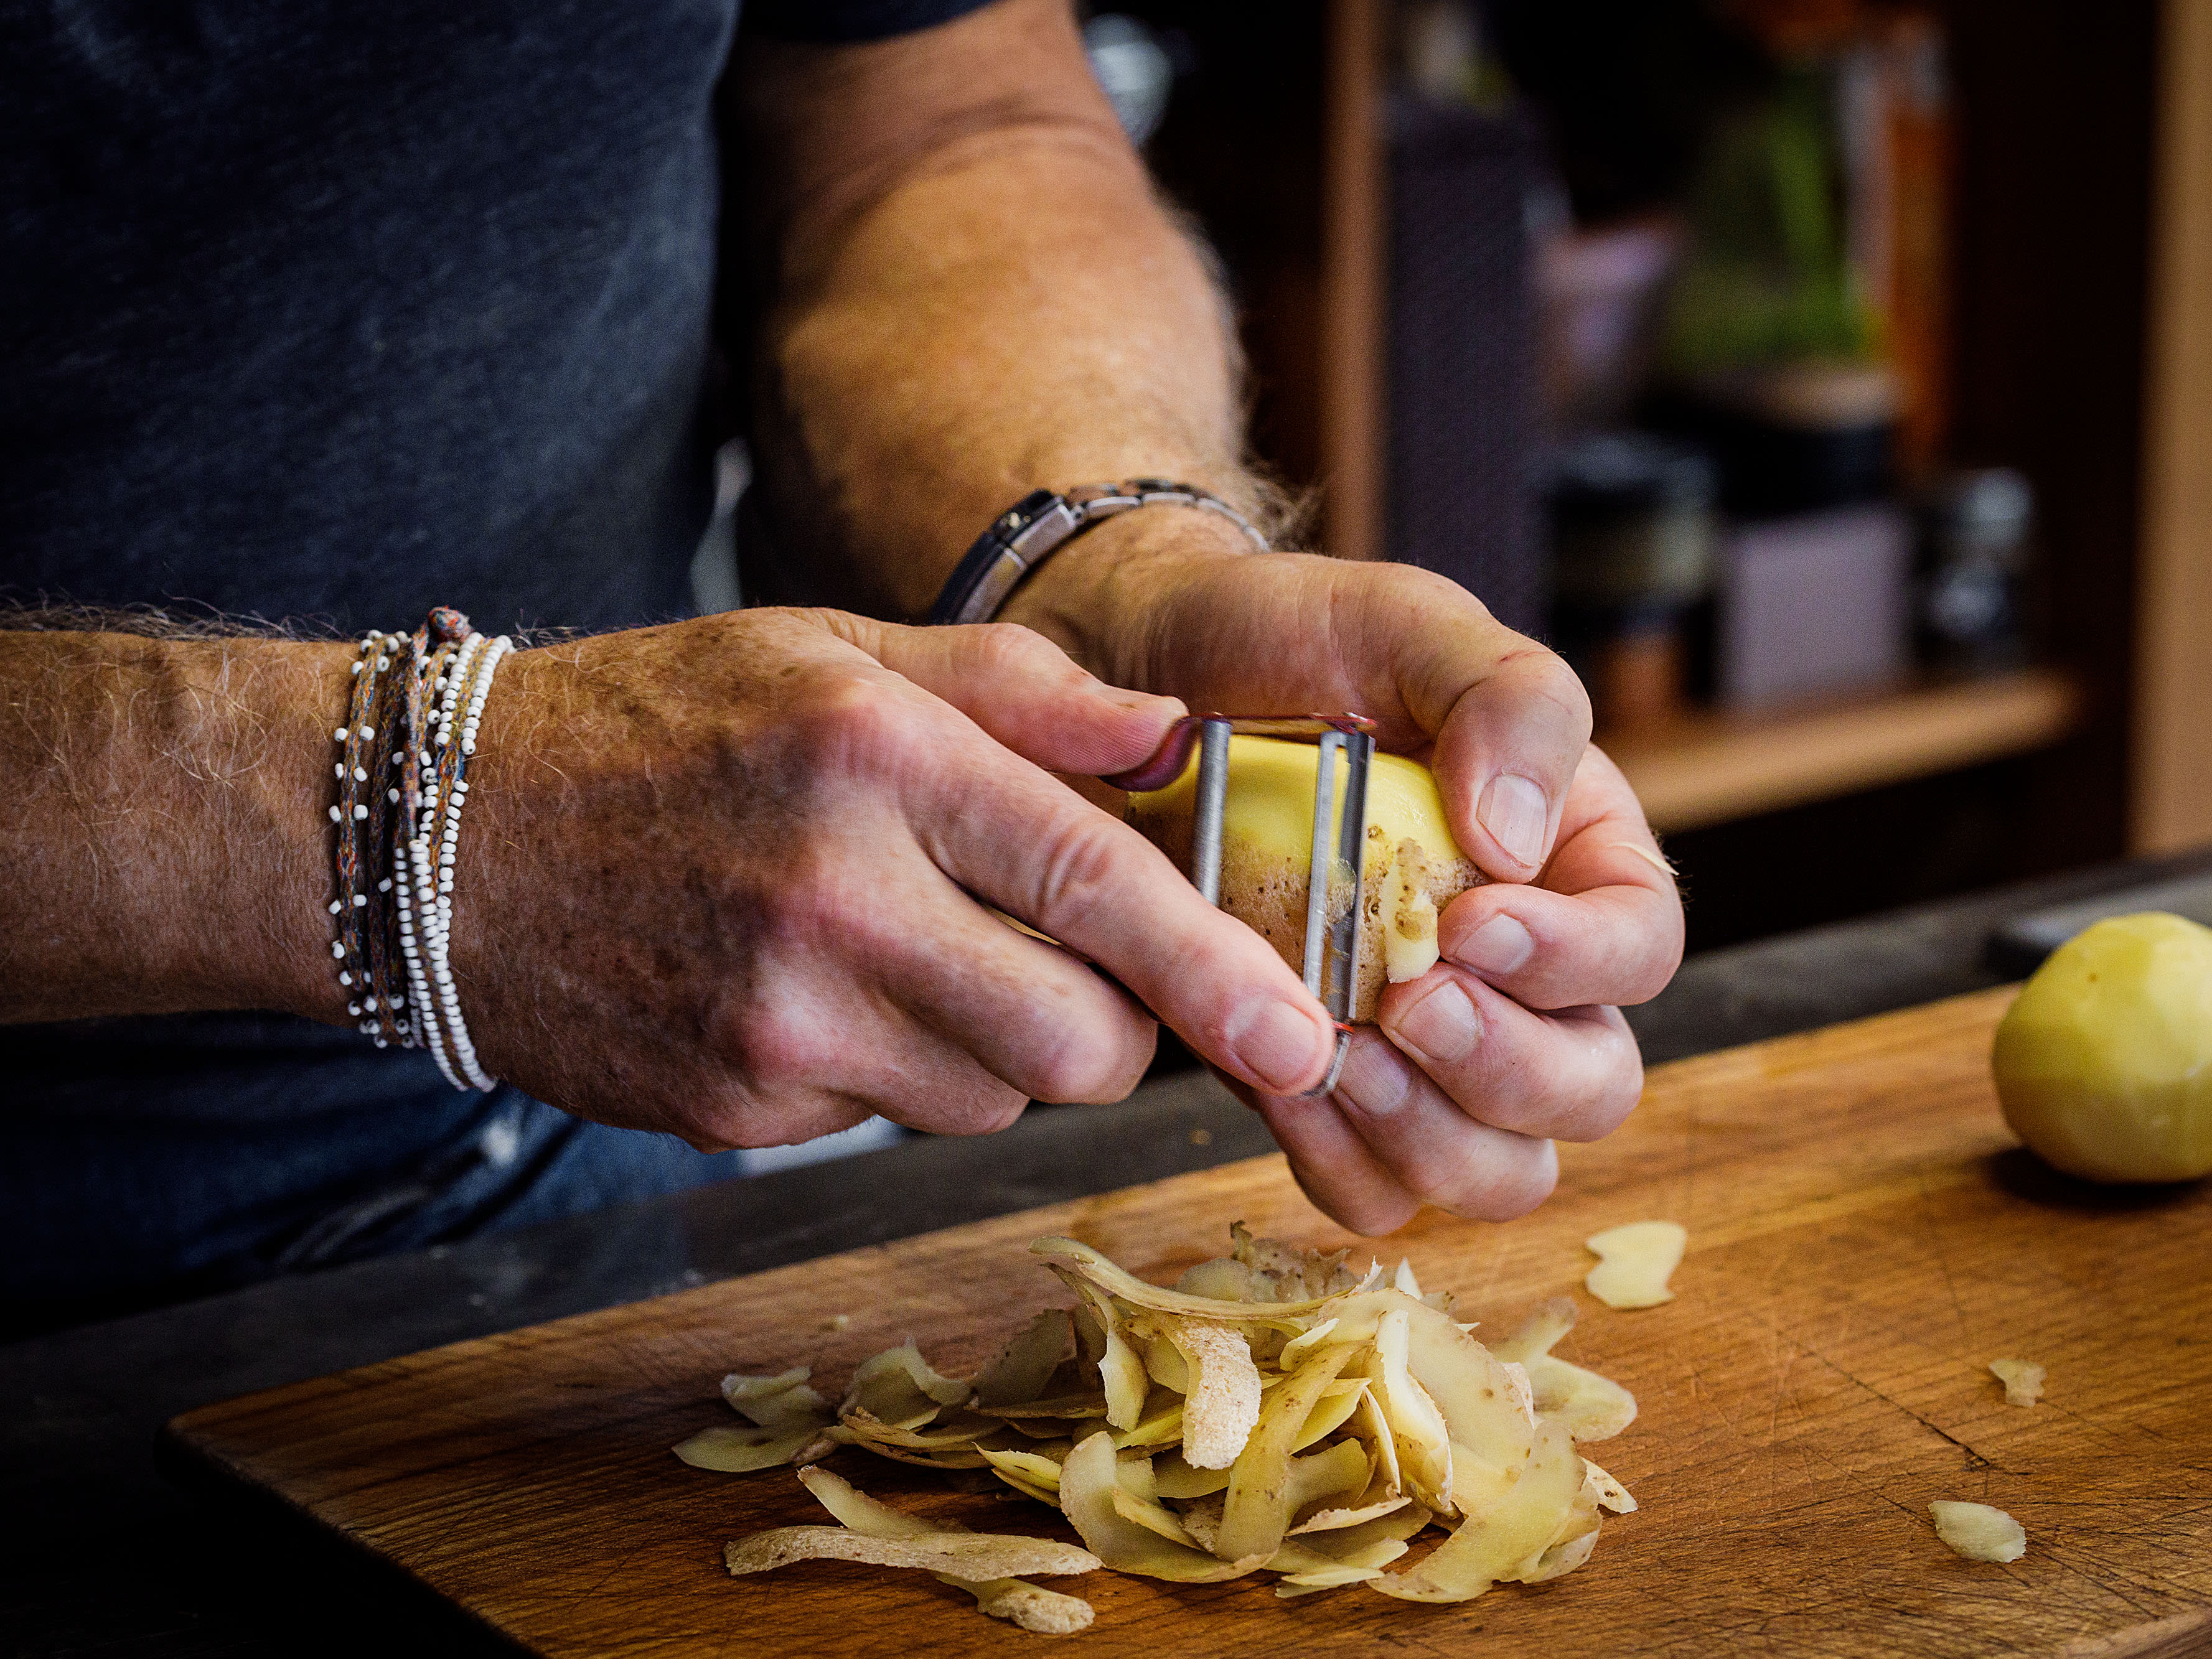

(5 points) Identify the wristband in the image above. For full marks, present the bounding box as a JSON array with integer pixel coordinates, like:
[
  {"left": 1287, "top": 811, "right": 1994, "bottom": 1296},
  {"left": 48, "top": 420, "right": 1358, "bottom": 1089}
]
[
  {"left": 928, "top": 479, "right": 1268, "bottom": 625},
  {"left": 325, "top": 607, "right": 509, "bottom": 1089}
]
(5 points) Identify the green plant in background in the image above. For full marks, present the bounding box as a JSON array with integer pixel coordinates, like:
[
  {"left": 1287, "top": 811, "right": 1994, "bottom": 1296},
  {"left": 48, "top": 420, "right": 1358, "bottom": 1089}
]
[{"left": 1662, "top": 64, "right": 1878, "bottom": 376}]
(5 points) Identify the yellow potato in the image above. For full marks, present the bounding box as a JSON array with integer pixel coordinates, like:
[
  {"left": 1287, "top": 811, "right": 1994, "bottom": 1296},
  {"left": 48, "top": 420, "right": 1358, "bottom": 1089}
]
[
  {"left": 1125, "top": 736, "right": 1482, "bottom": 1020},
  {"left": 1991, "top": 912, "right": 2212, "bottom": 1183}
]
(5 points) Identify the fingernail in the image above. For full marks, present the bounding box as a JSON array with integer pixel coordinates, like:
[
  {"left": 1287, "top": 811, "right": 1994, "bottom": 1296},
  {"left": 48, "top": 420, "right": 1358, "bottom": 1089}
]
[
  {"left": 1391, "top": 978, "right": 1480, "bottom": 1066},
  {"left": 1478, "top": 772, "right": 1550, "bottom": 869},
  {"left": 1334, "top": 1037, "right": 1412, "bottom": 1117},
  {"left": 1230, "top": 1000, "right": 1326, "bottom": 1095},
  {"left": 1451, "top": 913, "right": 1533, "bottom": 977}
]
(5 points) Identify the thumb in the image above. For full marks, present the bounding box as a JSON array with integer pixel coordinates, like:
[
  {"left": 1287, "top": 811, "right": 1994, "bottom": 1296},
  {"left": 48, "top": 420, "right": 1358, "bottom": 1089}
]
[
  {"left": 1395, "top": 604, "right": 1592, "bottom": 882},
  {"left": 811, "top": 613, "right": 1186, "bottom": 777}
]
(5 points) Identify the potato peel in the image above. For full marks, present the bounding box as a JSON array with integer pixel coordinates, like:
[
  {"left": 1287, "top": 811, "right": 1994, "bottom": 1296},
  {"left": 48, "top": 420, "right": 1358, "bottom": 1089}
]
[
  {"left": 1989, "top": 1358, "right": 2046, "bottom": 1408},
  {"left": 1283, "top": 1437, "right": 1371, "bottom": 1526},
  {"left": 840, "top": 1408, "right": 1004, "bottom": 1451},
  {"left": 1227, "top": 1221, "right": 1372, "bottom": 1302},
  {"left": 1328, "top": 1291, "right": 1537, "bottom": 1475},
  {"left": 1491, "top": 1298, "right": 1636, "bottom": 1441},
  {"left": 1061, "top": 1431, "right": 1267, "bottom": 1582},
  {"left": 975, "top": 1392, "right": 1109, "bottom": 1421},
  {"left": 1110, "top": 1484, "right": 1202, "bottom": 1546},
  {"left": 977, "top": 1446, "right": 1063, "bottom": 1490},
  {"left": 721, "top": 1368, "right": 830, "bottom": 1430},
  {"left": 1369, "top": 1421, "right": 1585, "bottom": 1602},
  {"left": 842, "top": 1343, "right": 967, "bottom": 1430},
  {"left": 1930, "top": 1500, "right": 2028, "bottom": 1563},
  {"left": 1151, "top": 1451, "right": 1232, "bottom": 1500},
  {"left": 1580, "top": 1458, "right": 1638, "bottom": 1514},
  {"left": 792, "top": 1467, "right": 1095, "bottom": 1635},
  {"left": 1293, "top": 1378, "right": 1367, "bottom": 1452},
  {"left": 1160, "top": 1320, "right": 1263, "bottom": 1470},
  {"left": 973, "top": 1311, "right": 1075, "bottom": 1409},
  {"left": 674, "top": 1423, "right": 831, "bottom": 1474},
  {"left": 1583, "top": 1221, "right": 1687, "bottom": 1311},
  {"left": 1219, "top": 1347, "right": 1357, "bottom": 1563},
  {"left": 1034, "top": 1236, "right": 1352, "bottom": 1325},
  {"left": 1290, "top": 1493, "right": 1412, "bottom": 1535},
  {"left": 724, "top": 1525, "right": 1100, "bottom": 1581},
  {"left": 1278, "top": 1319, "right": 1340, "bottom": 1368},
  {"left": 697, "top": 1227, "right": 1639, "bottom": 1621},
  {"left": 1367, "top": 1309, "right": 1455, "bottom": 1515}
]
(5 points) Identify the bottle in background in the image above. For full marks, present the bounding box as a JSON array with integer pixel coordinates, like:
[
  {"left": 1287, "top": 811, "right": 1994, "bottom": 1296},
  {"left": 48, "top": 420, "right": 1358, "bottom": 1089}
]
[{"left": 1915, "top": 468, "right": 2034, "bottom": 674}]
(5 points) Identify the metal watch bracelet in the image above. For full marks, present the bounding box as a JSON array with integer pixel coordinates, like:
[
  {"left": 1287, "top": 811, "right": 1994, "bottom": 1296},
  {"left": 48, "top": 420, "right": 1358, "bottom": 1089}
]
[{"left": 927, "top": 479, "right": 1268, "bottom": 626}]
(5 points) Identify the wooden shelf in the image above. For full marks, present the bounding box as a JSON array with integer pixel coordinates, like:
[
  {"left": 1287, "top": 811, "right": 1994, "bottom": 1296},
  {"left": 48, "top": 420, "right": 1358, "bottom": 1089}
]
[{"left": 1607, "top": 668, "right": 2085, "bottom": 835}]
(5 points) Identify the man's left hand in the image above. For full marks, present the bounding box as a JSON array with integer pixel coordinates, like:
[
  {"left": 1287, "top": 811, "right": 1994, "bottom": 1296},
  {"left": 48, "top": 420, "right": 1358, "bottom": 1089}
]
[{"left": 1006, "top": 515, "right": 1685, "bottom": 1235}]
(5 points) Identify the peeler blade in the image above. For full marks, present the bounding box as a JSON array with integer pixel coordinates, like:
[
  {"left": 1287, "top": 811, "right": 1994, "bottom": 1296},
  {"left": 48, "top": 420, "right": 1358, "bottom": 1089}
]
[
  {"left": 1188, "top": 717, "right": 1233, "bottom": 907},
  {"left": 1328, "top": 731, "right": 1374, "bottom": 1026},
  {"left": 1103, "top": 711, "right": 1377, "bottom": 1101}
]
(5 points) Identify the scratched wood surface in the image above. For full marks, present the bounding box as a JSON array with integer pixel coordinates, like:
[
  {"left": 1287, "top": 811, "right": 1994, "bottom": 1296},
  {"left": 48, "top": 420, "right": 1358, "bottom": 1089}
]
[{"left": 166, "top": 988, "right": 2212, "bottom": 1658}]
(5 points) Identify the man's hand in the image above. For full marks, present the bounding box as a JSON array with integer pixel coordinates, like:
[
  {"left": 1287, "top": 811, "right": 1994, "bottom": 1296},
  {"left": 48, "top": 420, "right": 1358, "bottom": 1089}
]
[
  {"left": 454, "top": 609, "right": 1339, "bottom": 1148},
  {"left": 1, "top": 608, "right": 1344, "bottom": 1151},
  {"left": 1006, "top": 523, "right": 1685, "bottom": 1234},
  {"left": 734, "top": 0, "right": 1680, "bottom": 1226}
]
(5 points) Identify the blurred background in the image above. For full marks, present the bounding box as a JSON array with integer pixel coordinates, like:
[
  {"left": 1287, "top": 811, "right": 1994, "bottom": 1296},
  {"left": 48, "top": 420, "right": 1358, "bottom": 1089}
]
[{"left": 1078, "top": 0, "right": 2212, "bottom": 958}]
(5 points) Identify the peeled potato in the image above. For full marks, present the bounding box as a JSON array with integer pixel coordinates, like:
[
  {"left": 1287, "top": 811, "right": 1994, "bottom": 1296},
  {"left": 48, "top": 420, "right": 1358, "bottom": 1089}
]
[
  {"left": 1991, "top": 912, "right": 2212, "bottom": 1183},
  {"left": 1126, "top": 735, "right": 1481, "bottom": 1021}
]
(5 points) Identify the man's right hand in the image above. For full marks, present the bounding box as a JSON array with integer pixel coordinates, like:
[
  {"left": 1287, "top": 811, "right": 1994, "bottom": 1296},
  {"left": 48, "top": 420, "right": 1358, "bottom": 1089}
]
[{"left": 454, "top": 609, "right": 1338, "bottom": 1150}]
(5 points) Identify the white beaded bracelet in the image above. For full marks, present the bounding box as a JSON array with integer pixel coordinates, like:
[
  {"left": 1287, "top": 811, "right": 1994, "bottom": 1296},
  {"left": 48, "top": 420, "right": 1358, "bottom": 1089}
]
[
  {"left": 396, "top": 635, "right": 477, "bottom": 1088},
  {"left": 400, "top": 630, "right": 485, "bottom": 1090},
  {"left": 419, "top": 635, "right": 509, "bottom": 1091}
]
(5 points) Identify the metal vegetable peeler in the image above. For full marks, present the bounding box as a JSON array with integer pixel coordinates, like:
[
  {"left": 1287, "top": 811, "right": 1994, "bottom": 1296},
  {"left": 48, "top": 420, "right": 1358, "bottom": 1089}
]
[{"left": 1107, "top": 714, "right": 1378, "bottom": 1096}]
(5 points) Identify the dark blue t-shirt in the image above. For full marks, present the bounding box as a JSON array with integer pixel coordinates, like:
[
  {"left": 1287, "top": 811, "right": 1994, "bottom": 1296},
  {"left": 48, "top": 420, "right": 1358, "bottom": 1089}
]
[{"left": 1, "top": 0, "right": 989, "bottom": 1330}]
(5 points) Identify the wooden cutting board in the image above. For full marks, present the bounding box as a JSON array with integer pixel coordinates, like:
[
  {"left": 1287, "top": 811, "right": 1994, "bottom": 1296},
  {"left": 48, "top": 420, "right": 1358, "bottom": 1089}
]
[{"left": 164, "top": 988, "right": 2212, "bottom": 1658}]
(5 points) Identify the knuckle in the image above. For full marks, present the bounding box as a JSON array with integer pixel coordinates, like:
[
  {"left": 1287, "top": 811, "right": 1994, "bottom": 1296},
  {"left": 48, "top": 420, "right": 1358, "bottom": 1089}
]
[
  {"left": 721, "top": 995, "right": 835, "bottom": 1092},
  {"left": 1633, "top": 923, "right": 1689, "bottom": 1007},
  {"left": 1554, "top": 1019, "right": 1643, "bottom": 1141},
  {"left": 1404, "top": 1133, "right": 1495, "bottom": 1210},
  {"left": 755, "top": 851, "right": 861, "bottom": 951},
  {"left": 962, "top": 621, "right": 1057, "bottom": 678},
  {"left": 1027, "top": 812, "right": 1129, "bottom": 935},
  {"left": 1440, "top": 1141, "right": 1558, "bottom": 1222},
  {"left": 1594, "top": 1049, "right": 1645, "bottom": 1136},
  {"left": 1022, "top": 1021, "right": 1150, "bottom": 1105},
  {"left": 1329, "top": 1187, "right": 1420, "bottom": 1238},
  {"left": 1405, "top": 1156, "right": 1467, "bottom": 1209},
  {"left": 1390, "top": 562, "right": 1494, "bottom": 624},
  {"left": 975, "top": 1089, "right": 1029, "bottom": 1133},
  {"left": 1535, "top": 639, "right": 1593, "bottom": 709},
  {"left": 796, "top": 675, "right": 934, "bottom": 772},
  {"left": 931, "top": 1079, "right": 1029, "bottom": 1136},
  {"left": 1496, "top": 638, "right": 1594, "bottom": 739}
]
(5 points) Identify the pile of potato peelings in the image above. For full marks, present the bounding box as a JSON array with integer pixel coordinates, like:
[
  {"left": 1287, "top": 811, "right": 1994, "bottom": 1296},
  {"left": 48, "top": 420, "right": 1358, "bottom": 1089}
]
[{"left": 677, "top": 1225, "right": 1652, "bottom": 1634}]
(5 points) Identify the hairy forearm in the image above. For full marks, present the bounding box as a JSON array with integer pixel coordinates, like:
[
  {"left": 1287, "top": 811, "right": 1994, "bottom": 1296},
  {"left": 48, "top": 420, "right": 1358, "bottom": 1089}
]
[
  {"left": 0, "top": 630, "right": 348, "bottom": 1023},
  {"left": 738, "top": 0, "right": 1266, "bottom": 626}
]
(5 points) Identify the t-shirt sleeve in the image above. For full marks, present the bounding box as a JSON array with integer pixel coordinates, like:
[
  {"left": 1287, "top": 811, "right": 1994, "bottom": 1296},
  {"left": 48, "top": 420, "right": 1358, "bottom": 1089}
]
[{"left": 740, "top": 0, "right": 1001, "bottom": 43}]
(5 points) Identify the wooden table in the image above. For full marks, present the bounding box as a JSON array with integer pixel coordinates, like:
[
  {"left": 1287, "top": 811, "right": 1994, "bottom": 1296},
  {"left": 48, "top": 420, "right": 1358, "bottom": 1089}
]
[{"left": 164, "top": 988, "right": 2212, "bottom": 1657}]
